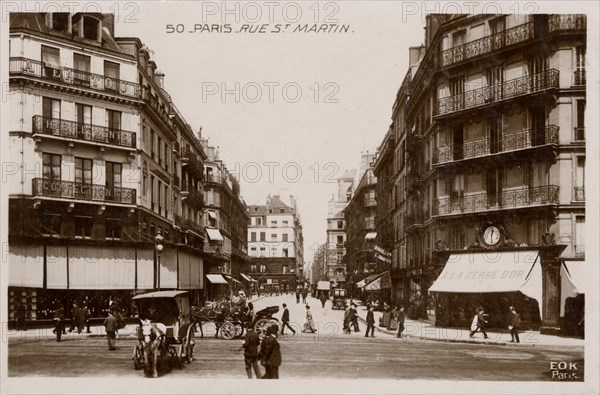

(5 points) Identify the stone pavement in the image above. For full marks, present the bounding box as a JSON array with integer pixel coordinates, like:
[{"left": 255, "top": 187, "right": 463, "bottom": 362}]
[{"left": 350, "top": 299, "right": 585, "bottom": 348}]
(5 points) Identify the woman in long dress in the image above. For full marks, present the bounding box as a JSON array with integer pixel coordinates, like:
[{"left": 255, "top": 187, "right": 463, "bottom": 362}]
[{"left": 302, "top": 305, "right": 316, "bottom": 333}]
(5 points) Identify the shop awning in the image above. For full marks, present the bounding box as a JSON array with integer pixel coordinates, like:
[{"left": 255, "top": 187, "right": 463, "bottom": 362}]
[
  {"left": 365, "top": 232, "right": 377, "bottom": 240},
  {"left": 428, "top": 251, "right": 542, "bottom": 314},
  {"left": 206, "top": 228, "right": 223, "bottom": 241},
  {"left": 223, "top": 274, "right": 242, "bottom": 284},
  {"left": 560, "top": 261, "right": 587, "bottom": 316},
  {"left": 356, "top": 274, "right": 380, "bottom": 288},
  {"left": 240, "top": 273, "right": 257, "bottom": 282},
  {"left": 205, "top": 274, "right": 228, "bottom": 284},
  {"left": 364, "top": 271, "right": 391, "bottom": 291}
]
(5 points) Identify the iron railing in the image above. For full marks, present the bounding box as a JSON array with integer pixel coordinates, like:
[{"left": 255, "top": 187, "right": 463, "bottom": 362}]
[
  {"left": 548, "top": 14, "right": 587, "bottom": 32},
  {"left": 441, "top": 22, "right": 534, "bottom": 67},
  {"left": 181, "top": 184, "right": 204, "bottom": 208},
  {"left": 433, "top": 185, "right": 559, "bottom": 216},
  {"left": 436, "top": 70, "right": 559, "bottom": 116},
  {"left": 574, "top": 69, "right": 586, "bottom": 86},
  {"left": 32, "top": 178, "right": 136, "bottom": 204},
  {"left": 32, "top": 115, "right": 135, "bottom": 149},
  {"left": 9, "top": 57, "right": 141, "bottom": 99},
  {"left": 181, "top": 147, "right": 204, "bottom": 177},
  {"left": 434, "top": 125, "right": 559, "bottom": 164},
  {"left": 181, "top": 218, "right": 203, "bottom": 235}
]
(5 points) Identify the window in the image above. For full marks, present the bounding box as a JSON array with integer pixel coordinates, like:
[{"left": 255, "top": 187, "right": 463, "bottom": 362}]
[
  {"left": 255, "top": 217, "right": 262, "bottom": 225},
  {"left": 260, "top": 264, "right": 266, "bottom": 273},
  {"left": 250, "top": 264, "right": 257, "bottom": 273},
  {"left": 337, "top": 235, "right": 343, "bottom": 245},
  {"left": 42, "top": 153, "right": 61, "bottom": 180},
  {"left": 575, "top": 217, "right": 585, "bottom": 257},
  {"left": 271, "top": 234, "right": 277, "bottom": 241},
  {"left": 73, "top": 53, "right": 91, "bottom": 86},
  {"left": 82, "top": 16, "right": 99, "bottom": 41},
  {"left": 105, "top": 219, "right": 122, "bottom": 240},
  {"left": 337, "top": 221, "right": 343, "bottom": 229},
  {"left": 279, "top": 208, "right": 285, "bottom": 213},
  {"left": 282, "top": 248, "right": 289, "bottom": 257},
  {"left": 74, "top": 216, "right": 93, "bottom": 238},
  {"left": 150, "top": 129, "right": 155, "bottom": 159},
  {"left": 575, "top": 100, "right": 585, "bottom": 141},
  {"left": 106, "top": 110, "right": 122, "bottom": 135},
  {"left": 51, "top": 13, "right": 70, "bottom": 33},
  {"left": 104, "top": 61, "right": 120, "bottom": 92},
  {"left": 260, "top": 247, "right": 266, "bottom": 257},
  {"left": 250, "top": 247, "right": 257, "bottom": 257},
  {"left": 75, "top": 103, "right": 92, "bottom": 138},
  {"left": 271, "top": 220, "right": 277, "bottom": 227},
  {"left": 282, "top": 233, "right": 288, "bottom": 242},
  {"left": 282, "top": 266, "right": 288, "bottom": 274},
  {"left": 337, "top": 251, "right": 344, "bottom": 262},
  {"left": 260, "top": 232, "right": 266, "bottom": 241},
  {"left": 74, "top": 157, "right": 92, "bottom": 199},
  {"left": 150, "top": 175, "right": 155, "bottom": 210},
  {"left": 42, "top": 97, "right": 61, "bottom": 121},
  {"left": 164, "top": 142, "right": 169, "bottom": 172},
  {"left": 574, "top": 46, "right": 586, "bottom": 85},
  {"left": 574, "top": 156, "right": 585, "bottom": 201},
  {"left": 250, "top": 232, "right": 257, "bottom": 242},
  {"left": 158, "top": 136, "right": 162, "bottom": 165},
  {"left": 282, "top": 220, "right": 288, "bottom": 226},
  {"left": 271, "top": 248, "right": 277, "bottom": 257},
  {"left": 105, "top": 162, "right": 122, "bottom": 188},
  {"left": 268, "top": 209, "right": 273, "bottom": 213},
  {"left": 41, "top": 46, "right": 60, "bottom": 78},
  {"left": 42, "top": 214, "right": 61, "bottom": 235}
]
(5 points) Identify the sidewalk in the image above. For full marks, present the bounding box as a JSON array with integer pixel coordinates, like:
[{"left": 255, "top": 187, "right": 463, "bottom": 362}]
[{"left": 351, "top": 299, "right": 585, "bottom": 349}]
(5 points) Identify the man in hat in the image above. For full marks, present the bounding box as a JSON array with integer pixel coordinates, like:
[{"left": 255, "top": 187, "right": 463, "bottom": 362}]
[
  {"left": 508, "top": 306, "right": 521, "bottom": 343},
  {"left": 365, "top": 305, "right": 375, "bottom": 337},
  {"left": 259, "top": 325, "right": 281, "bottom": 379},
  {"left": 242, "top": 322, "right": 262, "bottom": 379},
  {"left": 103, "top": 310, "right": 118, "bottom": 351},
  {"left": 52, "top": 306, "right": 65, "bottom": 342}
]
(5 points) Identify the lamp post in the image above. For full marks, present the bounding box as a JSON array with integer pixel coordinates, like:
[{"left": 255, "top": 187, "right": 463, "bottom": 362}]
[{"left": 155, "top": 230, "right": 164, "bottom": 291}]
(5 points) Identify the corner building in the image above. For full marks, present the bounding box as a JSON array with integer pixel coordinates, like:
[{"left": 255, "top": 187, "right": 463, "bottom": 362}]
[{"left": 380, "top": 14, "right": 586, "bottom": 335}]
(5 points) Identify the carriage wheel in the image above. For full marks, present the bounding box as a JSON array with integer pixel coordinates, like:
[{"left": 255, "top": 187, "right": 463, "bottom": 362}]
[
  {"left": 233, "top": 321, "right": 244, "bottom": 339},
  {"left": 220, "top": 321, "right": 237, "bottom": 340},
  {"left": 133, "top": 343, "right": 144, "bottom": 370},
  {"left": 185, "top": 329, "right": 195, "bottom": 363},
  {"left": 254, "top": 318, "right": 276, "bottom": 340}
]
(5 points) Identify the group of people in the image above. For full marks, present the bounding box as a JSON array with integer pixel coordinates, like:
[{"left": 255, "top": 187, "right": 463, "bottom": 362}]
[
  {"left": 295, "top": 288, "right": 308, "bottom": 304},
  {"left": 242, "top": 323, "right": 282, "bottom": 379},
  {"left": 52, "top": 302, "right": 93, "bottom": 342},
  {"left": 469, "top": 306, "right": 521, "bottom": 343}
]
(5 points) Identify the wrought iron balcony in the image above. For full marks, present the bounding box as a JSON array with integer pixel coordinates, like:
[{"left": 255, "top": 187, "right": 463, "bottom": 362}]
[
  {"left": 434, "top": 126, "right": 559, "bottom": 164},
  {"left": 436, "top": 70, "right": 559, "bottom": 117},
  {"left": 32, "top": 115, "right": 135, "bottom": 149},
  {"left": 181, "top": 184, "right": 204, "bottom": 209},
  {"left": 32, "top": 178, "right": 136, "bottom": 205},
  {"left": 180, "top": 218, "right": 203, "bottom": 235},
  {"left": 433, "top": 185, "right": 559, "bottom": 216},
  {"left": 574, "top": 70, "right": 586, "bottom": 86},
  {"left": 440, "top": 22, "right": 535, "bottom": 68},
  {"left": 548, "top": 14, "right": 587, "bottom": 33},
  {"left": 181, "top": 147, "right": 204, "bottom": 178},
  {"left": 573, "top": 187, "right": 585, "bottom": 202},
  {"left": 9, "top": 57, "right": 141, "bottom": 99}
]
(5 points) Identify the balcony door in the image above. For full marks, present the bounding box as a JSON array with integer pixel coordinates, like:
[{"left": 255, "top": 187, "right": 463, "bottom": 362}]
[
  {"left": 486, "top": 66, "right": 504, "bottom": 101},
  {"left": 76, "top": 103, "right": 92, "bottom": 139},
  {"left": 488, "top": 116, "right": 502, "bottom": 154},
  {"left": 106, "top": 109, "right": 122, "bottom": 144},
  {"left": 527, "top": 56, "right": 547, "bottom": 92},
  {"left": 41, "top": 45, "right": 61, "bottom": 79},
  {"left": 486, "top": 170, "right": 502, "bottom": 207},
  {"left": 42, "top": 97, "right": 61, "bottom": 135},
  {"left": 452, "top": 125, "right": 464, "bottom": 160},
  {"left": 529, "top": 107, "right": 546, "bottom": 146},
  {"left": 106, "top": 162, "right": 122, "bottom": 202},
  {"left": 75, "top": 157, "right": 93, "bottom": 199},
  {"left": 104, "top": 61, "right": 120, "bottom": 92},
  {"left": 489, "top": 16, "right": 506, "bottom": 49},
  {"left": 73, "top": 53, "right": 91, "bottom": 87}
]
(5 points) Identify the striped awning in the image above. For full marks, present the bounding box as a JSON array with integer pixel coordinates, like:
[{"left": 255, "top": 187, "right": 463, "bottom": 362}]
[
  {"left": 240, "top": 273, "right": 257, "bottom": 282},
  {"left": 205, "top": 274, "right": 228, "bottom": 284}
]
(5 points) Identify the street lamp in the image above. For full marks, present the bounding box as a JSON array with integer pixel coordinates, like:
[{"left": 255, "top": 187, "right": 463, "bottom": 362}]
[{"left": 155, "top": 230, "right": 164, "bottom": 291}]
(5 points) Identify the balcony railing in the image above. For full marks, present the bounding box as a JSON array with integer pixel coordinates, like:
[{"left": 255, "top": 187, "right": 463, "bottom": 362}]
[
  {"left": 433, "top": 185, "right": 559, "bottom": 216},
  {"left": 441, "top": 22, "right": 534, "bottom": 67},
  {"left": 548, "top": 14, "right": 587, "bottom": 32},
  {"left": 181, "top": 184, "right": 204, "bottom": 208},
  {"left": 434, "top": 126, "right": 559, "bottom": 164},
  {"left": 574, "top": 70, "right": 586, "bottom": 86},
  {"left": 181, "top": 218, "right": 203, "bottom": 235},
  {"left": 181, "top": 147, "right": 204, "bottom": 177},
  {"left": 9, "top": 57, "right": 141, "bottom": 99},
  {"left": 32, "top": 115, "right": 135, "bottom": 149},
  {"left": 573, "top": 187, "right": 585, "bottom": 202},
  {"left": 32, "top": 178, "right": 136, "bottom": 204},
  {"left": 436, "top": 70, "right": 559, "bottom": 116}
]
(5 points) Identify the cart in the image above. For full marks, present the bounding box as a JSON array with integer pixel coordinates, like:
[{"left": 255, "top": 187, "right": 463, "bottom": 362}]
[
  {"left": 131, "top": 291, "right": 195, "bottom": 376},
  {"left": 331, "top": 288, "right": 347, "bottom": 310}
]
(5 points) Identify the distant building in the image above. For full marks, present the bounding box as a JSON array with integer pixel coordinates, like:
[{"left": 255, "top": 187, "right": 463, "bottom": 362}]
[{"left": 247, "top": 194, "right": 304, "bottom": 292}]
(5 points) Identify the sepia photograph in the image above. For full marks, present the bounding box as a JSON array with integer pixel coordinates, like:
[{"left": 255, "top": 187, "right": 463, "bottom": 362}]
[{"left": 1, "top": 1, "right": 598, "bottom": 394}]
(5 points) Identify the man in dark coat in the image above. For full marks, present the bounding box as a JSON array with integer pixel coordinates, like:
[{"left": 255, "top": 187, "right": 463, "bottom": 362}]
[
  {"left": 508, "top": 306, "right": 521, "bottom": 343},
  {"left": 320, "top": 292, "right": 327, "bottom": 308},
  {"left": 103, "top": 310, "right": 117, "bottom": 351},
  {"left": 259, "top": 325, "right": 282, "bottom": 379},
  {"left": 16, "top": 303, "right": 26, "bottom": 331},
  {"left": 280, "top": 303, "right": 296, "bottom": 335},
  {"left": 365, "top": 305, "right": 375, "bottom": 337},
  {"left": 52, "top": 306, "right": 65, "bottom": 342},
  {"left": 69, "top": 302, "right": 80, "bottom": 333},
  {"left": 343, "top": 305, "right": 352, "bottom": 334},
  {"left": 242, "top": 324, "right": 262, "bottom": 378},
  {"left": 351, "top": 304, "right": 360, "bottom": 332},
  {"left": 80, "top": 303, "right": 91, "bottom": 333},
  {"left": 396, "top": 307, "right": 406, "bottom": 338}
]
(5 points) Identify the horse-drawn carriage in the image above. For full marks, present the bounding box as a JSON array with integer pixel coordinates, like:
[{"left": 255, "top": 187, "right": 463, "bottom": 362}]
[{"left": 131, "top": 291, "right": 195, "bottom": 377}]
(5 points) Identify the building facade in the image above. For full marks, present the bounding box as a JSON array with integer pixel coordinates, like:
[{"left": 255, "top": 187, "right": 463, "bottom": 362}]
[
  {"left": 6, "top": 12, "right": 249, "bottom": 322},
  {"left": 377, "top": 14, "right": 586, "bottom": 334},
  {"left": 247, "top": 195, "right": 304, "bottom": 293}
]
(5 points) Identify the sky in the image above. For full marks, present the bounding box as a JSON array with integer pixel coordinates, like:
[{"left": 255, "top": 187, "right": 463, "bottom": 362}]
[{"left": 116, "top": 1, "right": 425, "bottom": 264}]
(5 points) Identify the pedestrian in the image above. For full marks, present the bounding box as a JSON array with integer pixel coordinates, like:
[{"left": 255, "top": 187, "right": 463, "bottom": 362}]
[
  {"left": 246, "top": 302, "right": 256, "bottom": 326},
  {"left": 301, "top": 289, "right": 307, "bottom": 304},
  {"left": 110, "top": 301, "right": 124, "bottom": 338},
  {"left": 396, "top": 307, "right": 406, "bottom": 338},
  {"left": 80, "top": 303, "right": 91, "bottom": 333},
  {"left": 103, "top": 310, "right": 117, "bottom": 351},
  {"left": 295, "top": 291, "right": 300, "bottom": 304},
  {"left": 365, "top": 305, "right": 375, "bottom": 337},
  {"left": 68, "top": 302, "right": 80, "bottom": 333},
  {"left": 351, "top": 304, "right": 360, "bottom": 332},
  {"left": 280, "top": 303, "right": 296, "bottom": 335},
  {"left": 302, "top": 305, "right": 316, "bottom": 333},
  {"left": 343, "top": 305, "right": 352, "bottom": 334},
  {"left": 508, "top": 306, "right": 521, "bottom": 343},
  {"left": 259, "top": 325, "right": 282, "bottom": 379},
  {"left": 469, "top": 307, "right": 489, "bottom": 339},
  {"left": 16, "top": 302, "right": 26, "bottom": 331},
  {"left": 242, "top": 323, "right": 262, "bottom": 379},
  {"left": 320, "top": 292, "right": 327, "bottom": 308},
  {"left": 52, "top": 306, "right": 65, "bottom": 342}
]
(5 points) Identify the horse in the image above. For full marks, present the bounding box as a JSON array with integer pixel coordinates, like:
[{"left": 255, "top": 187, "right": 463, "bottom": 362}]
[{"left": 141, "top": 320, "right": 167, "bottom": 378}]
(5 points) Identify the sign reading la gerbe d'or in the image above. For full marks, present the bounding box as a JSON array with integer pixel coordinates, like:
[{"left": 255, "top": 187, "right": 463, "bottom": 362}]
[{"left": 375, "top": 246, "right": 392, "bottom": 264}]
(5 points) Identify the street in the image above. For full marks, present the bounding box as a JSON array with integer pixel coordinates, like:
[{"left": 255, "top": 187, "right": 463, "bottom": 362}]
[{"left": 7, "top": 295, "right": 584, "bottom": 381}]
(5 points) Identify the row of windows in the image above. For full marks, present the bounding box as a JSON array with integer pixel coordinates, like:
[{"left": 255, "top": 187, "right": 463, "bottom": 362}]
[
  {"left": 248, "top": 265, "right": 290, "bottom": 274},
  {"left": 42, "top": 97, "right": 122, "bottom": 129},
  {"left": 42, "top": 45, "right": 120, "bottom": 79},
  {"left": 249, "top": 246, "right": 291, "bottom": 257},
  {"left": 249, "top": 232, "right": 290, "bottom": 242},
  {"left": 250, "top": 217, "right": 290, "bottom": 226},
  {"left": 42, "top": 153, "right": 122, "bottom": 187}
]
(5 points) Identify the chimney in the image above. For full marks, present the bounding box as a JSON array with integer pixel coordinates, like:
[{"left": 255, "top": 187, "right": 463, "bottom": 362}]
[{"left": 155, "top": 70, "right": 165, "bottom": 89}]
